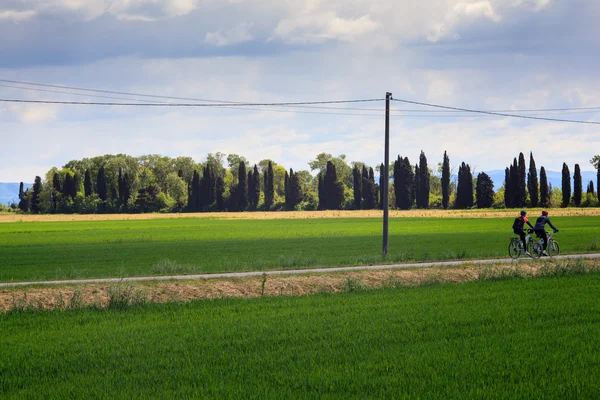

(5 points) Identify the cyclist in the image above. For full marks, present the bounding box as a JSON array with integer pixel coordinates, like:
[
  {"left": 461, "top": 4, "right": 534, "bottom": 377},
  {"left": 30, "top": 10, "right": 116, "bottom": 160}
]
[
  {"left": 513, "top": 210, "right": 534, "bottom": 255},
  {"left": 534, "top": 210, "right": 559, "bottom": 256}
]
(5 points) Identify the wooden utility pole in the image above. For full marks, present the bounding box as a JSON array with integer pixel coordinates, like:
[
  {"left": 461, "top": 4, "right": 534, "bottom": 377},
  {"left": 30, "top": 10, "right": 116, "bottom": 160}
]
[{"left": 382, "top": 92, "right": 391, "bottom": 257}]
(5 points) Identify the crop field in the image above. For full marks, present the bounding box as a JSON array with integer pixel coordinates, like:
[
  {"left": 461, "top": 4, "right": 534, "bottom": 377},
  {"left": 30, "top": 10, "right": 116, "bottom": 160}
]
[
  {"left": 2, "top": 273, "right": 599, "bottom": 398},
  {"left": 1, "top": 212, "right": 600, "bottom": 282}
]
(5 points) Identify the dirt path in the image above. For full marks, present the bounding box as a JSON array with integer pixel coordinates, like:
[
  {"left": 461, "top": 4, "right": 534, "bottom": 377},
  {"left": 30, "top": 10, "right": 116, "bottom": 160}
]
[{"left": 2, "top": 254, "right": 600, "bottom": 312}]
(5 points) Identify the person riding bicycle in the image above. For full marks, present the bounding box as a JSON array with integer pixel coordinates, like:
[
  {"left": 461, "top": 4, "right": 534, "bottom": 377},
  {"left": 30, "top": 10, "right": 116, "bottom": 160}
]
[
  {"left": 534, "top": 210, "right": 559, "bottom": 256},
  {"left": 513, "top": 210, "right": 534, "bottom": 255}
]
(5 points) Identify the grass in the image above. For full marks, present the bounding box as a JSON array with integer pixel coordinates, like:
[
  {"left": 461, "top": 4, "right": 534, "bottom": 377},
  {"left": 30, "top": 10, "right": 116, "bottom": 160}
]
[
  {"left": 1, "top": 273, "right": 599, "bottom": 398},
  {"left": 1, "top": 215, "right": 600, "bottom": 282}
]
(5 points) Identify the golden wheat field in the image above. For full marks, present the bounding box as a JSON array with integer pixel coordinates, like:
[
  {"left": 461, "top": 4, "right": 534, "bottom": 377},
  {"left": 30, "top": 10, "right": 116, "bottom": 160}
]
[{"left": 1, "top": 208, "right": 600, "bottom": 223}]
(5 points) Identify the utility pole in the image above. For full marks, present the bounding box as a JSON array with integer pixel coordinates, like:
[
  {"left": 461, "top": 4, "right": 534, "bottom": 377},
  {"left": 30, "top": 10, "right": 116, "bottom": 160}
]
[{"left": 382, "top": 92, "right": 391, "bottom": 257}]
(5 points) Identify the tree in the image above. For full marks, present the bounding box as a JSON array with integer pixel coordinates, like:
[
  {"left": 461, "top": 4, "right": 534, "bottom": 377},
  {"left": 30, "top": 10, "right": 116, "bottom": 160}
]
[
  {"left": 527, "top": 152, "right": 538, "bottom": 207},
  {"left": 84, "top": 169, "right": 93, "bottom": 197},
  {"left": 362, "top": 166, "right": 375, "bottom": 209},
  {"left": 31, "top": 176, "right": 43, "bottom": 213},
  {"left": 561, "top": 163, "right": 571, "bottom": 207},
  {"left": 587, "top": 181, "right": 595, "bottom": 195},
  {"left": 539, "top": 167, "right": 549, "bottom": 207},
  {"left": 504, "top": 167, "right": 511, "bottom": 208},
  {"left": 317, "top": 174, "right": 325, "bottom": 210},
  {"left": 416, "top": 151, "right": 430, "bottom": 209},
  {"left": 97, "top": 166, "right": 107, "bottom": 202},
  {"left": 237, "top": 161, "right": 248, "bottom": 211},
  {"left": 191, "top": 170, "right": 201, "bottom": 211},
  {"left": 63, "top": 173, "right": 76, "bottom": 199},
  {"left": 53, "top": 173, "right": 62, "bottom": 194},
  {"left": 456, "top": 162, "right": 473, "bottom": 209},
  {"left": 476, "top": 172, "right": 494, "bottom": 209},
  {"left": 394, "top": 156, "right": 414, "bottom": 210},
  {"left": 517, "top": 152, "right": 527, "bottom": 207},
  {"left": 324, "top": 161, "right": 344, "bottom": 209},
  {"left": 251, "top": 165, "right": 260, "bottom": 208},
  {"left": 215, "top": 176, "right": 225, "bottom": 211},
  {"left": 574, "top": 164, "right": 582, "bottom": 206},
  {"left": 590, "top": 155, "right": 600, "bottom": 170},
  {"left": 286, "top": 169, "right": 302, "bottom": 209},
  {"left": 227, "top": 154, "right": 248, "bottom": 184},
  {"left": 264, "top": 161, "right": 275, "bottom": 209},
  {"left": 135, "top": 185, "right": 160, "bottom": 213},
  {"left": 352, "top": 165, "right": 362, "bottom": 209},
  {"left": 441, "top": 151, "right": 450, "bottom": 209},
  {"left": 308, "top": 153, "right": 352, "bottom": 188},
  {"left": 165, "top": 173, "right": 188, "bottom": 210},
  {"left": 18, "top": 182, "right": 28, "bottom": 212},
  {"left": 18, "top": 182, "right": 24, "bottom": 201}
]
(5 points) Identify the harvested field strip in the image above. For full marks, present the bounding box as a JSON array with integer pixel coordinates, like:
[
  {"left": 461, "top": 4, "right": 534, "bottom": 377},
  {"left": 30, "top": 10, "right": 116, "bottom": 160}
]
[
  {"left": 3, "top": 258, "right": 599, "bottom": 312},
  {"left": 2, "top": 207, "right": 600, "bottom": 223}
]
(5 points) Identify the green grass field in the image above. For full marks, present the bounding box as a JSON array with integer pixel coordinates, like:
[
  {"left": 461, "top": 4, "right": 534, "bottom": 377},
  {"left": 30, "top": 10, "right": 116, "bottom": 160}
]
[
  {"left": 1, "top": 273, "right": 599, "bottom": 398},
  {"left": 2, "top": 216, "right": 600, "bottom": 282}
]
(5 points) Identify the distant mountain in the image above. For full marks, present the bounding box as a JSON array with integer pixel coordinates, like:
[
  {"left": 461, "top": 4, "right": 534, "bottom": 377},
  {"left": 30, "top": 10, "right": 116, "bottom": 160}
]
[
  {"left": 0, "top": 183, "right": 32, "bottom": 205},
  {"left": 482, "top": 170, "right": 598, "bottom": 191}
]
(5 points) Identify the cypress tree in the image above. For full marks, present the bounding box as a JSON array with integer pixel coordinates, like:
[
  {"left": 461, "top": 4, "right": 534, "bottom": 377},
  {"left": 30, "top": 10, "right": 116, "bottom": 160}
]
[
  {"left": 597, "top": 164, "right": 600, "bottom": 202},
  {"left": 394, "top": 156, "right": 414, "bottom": 210},
  {"left": 84, "top": 169, "right": 93, "bottom": 197},
  {"left": 122, "top": 172, "right": 131, "bottom": 207},
  {"left": 561, "top": 163, "right": 571, "bottom": 207},
  {"left": 19, "top": 188, "right": 30, "bottom": 212},
  {"left": 118, "top": 168, "right": 124, "bottom": 205},
  {"left": 504, "top": 167, "right": 511, "bottom": 208},
  {"left": 324, "top": 161, "right": 343, "bottom": 209},
  {"left": 215, "top": 176, "right": 225, "bottom": 211},
  {"left": 63, "top": 173, "right": 75, "bottom": 199},
  {"left": 252, "top": 165, "right": 260, "bottom": 208},
  {"left": 287, "top": 169, "right": 302, "bottom": 209},
  {"left": 264, "top": 161, "right": 274, "bottom": 209},
  {"left": 441, "top": 151, "right": 450, "bottom": 210},
  {"left": 476, "top": 172, "right": 494, "bottom": 209},
  {"left": 539, "top": 167, "right": 549, "bottom": 207},
  {"left": 573, "top": 164, "right": 582, "bottom": 206},
  {"left": 97, "top": 166, "right": 107, "bottom": 202},
  {"left": 53, "top": 173, "right": 62, "bottom": 194},
  {"left": 416, "top": 151, "right": 430, "bottom": 209},
  {"left": 18, "top": 182, "right": 24, "bottom": 200},
  {"left": 511, "top": 158, "right": 519, "bottom": 207},
  {"left": 31, "top": 176, "right": 42, "bottom": 213},
  {"left": 362, "top": 165, "right": 375, "bottom": 209},
  {"left": 317, "top": 174, "right": 325, "bottom": 210},
  {"left": 587, "top": 181, "right": 595, "bottom": 195},
  {"left": 248, "top": 170, "right": 255, "bottom": 208},
  {"left": 527, "top": 152, "right": 538, "bottom": 207},
  {"left": 284, "top": 170, "right": 289, "bottom": 207},
  {"left": 456, "top": 162, "right": 473, "bottom": 209},
  {"left": 237, "top": 161, "right": 247, "bottom": 211},
  {"left": 368, "top": 167, "right": 376, "bottom": 209},
  {"left": 191, "top": 170, "right": 201, "bottom": 211},
  {"left": 518, "top": 152, "right": 527, "bottom": 207},
  {"left": 414, "top": 163, "right": 420, "bottom": 208},
  {"left": 352, "top": 165, "right": 362, "bottom": 209}
]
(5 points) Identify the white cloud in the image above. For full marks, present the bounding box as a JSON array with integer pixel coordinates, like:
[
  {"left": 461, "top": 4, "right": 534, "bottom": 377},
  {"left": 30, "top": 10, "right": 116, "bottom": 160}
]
[
  {"left": 0, "top": 9, "right": 37, "bottom": 21},
  {"left": 205, "top": 22, "right": 254, "bottom": 47},
  {"left": 273, "top": 13, "right": 380, "bottom": 44},
  {"left": 10, "top": 104, "right": 59, "bottom": 123}
]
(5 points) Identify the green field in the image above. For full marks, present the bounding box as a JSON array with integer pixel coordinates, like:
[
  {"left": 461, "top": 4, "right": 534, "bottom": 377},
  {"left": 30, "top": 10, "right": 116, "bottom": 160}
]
[
  {"left": 1, "top": 273, "right": 599, "bottom": 398},
  {"left": 1, "top": 216, "right": 599, "bottom": 282}
]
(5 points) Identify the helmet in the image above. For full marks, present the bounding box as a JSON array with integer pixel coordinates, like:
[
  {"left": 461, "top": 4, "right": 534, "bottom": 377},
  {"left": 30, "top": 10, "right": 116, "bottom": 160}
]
[
  {"left": 542, "top": 210, "right": 549, "bottom": 216},
  {"left": 520, "top": 210, "right": 526, "bottom": 216}
]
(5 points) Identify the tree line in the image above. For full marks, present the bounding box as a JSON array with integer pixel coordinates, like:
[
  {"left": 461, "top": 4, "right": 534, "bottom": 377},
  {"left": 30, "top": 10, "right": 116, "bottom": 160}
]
[{"left": 13, "top": 151, "right": 600, "bottom": 214}]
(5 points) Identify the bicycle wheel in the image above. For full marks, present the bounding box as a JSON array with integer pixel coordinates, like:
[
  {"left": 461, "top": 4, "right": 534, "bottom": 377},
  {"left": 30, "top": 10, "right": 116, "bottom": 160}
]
[
  {"left": 508, "top": 240, "right": 521, "bottom": 259},
  {"left": 548, "top": 240, "right": 560, "bottom": 257},
  {"left": 529, "top": 240, "right": 542, "bottom": 258}
]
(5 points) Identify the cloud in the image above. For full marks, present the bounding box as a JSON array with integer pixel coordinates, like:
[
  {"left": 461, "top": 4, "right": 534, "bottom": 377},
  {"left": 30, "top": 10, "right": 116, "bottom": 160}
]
[
  {"left": 10, "top": 104, "right": 59, "bottom": 123},
  {"left": 0, "top": 9, "right": 37, "bottom": 21},
  {"left": 205, "top": 22, "right": 254, "bottom": 47},
  {"left": 272, "top": 13, "right": 380, "bottom": 44}
]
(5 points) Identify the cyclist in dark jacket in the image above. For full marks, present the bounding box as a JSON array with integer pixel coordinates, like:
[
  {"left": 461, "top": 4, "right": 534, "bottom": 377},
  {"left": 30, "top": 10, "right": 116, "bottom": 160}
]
[
  {"left": 513, "top": 210, "right": 534, "bottom": 254},
  {"left": 534, "top": 210, "right": 559, "bottom": 255}
]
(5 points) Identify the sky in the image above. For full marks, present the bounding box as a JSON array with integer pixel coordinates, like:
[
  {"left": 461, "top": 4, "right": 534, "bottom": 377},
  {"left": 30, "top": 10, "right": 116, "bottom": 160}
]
[{"left": 1, "top": 0, "right": 599, "bottom": 183}]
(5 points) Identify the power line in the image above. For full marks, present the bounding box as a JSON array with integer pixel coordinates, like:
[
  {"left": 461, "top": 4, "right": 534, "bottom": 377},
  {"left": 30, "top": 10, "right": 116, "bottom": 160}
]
[
  {"left": 0, "top": 98, "right": 385, "bottom": 107},
  {"left": 4, "top": 79, "right": 600, "bottom": 113},
  {"left": 391, "top": 98, "right": 600, "bottom": 125}
]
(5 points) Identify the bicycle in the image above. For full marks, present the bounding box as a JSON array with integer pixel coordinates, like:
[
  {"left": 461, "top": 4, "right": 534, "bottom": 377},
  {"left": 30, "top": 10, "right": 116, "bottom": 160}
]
[
  {"left": 529, "top": 230, "right": 560, "bottom": 258},
  {"left": 508, "top": 229, "right": 534, "bottom": 259}
]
